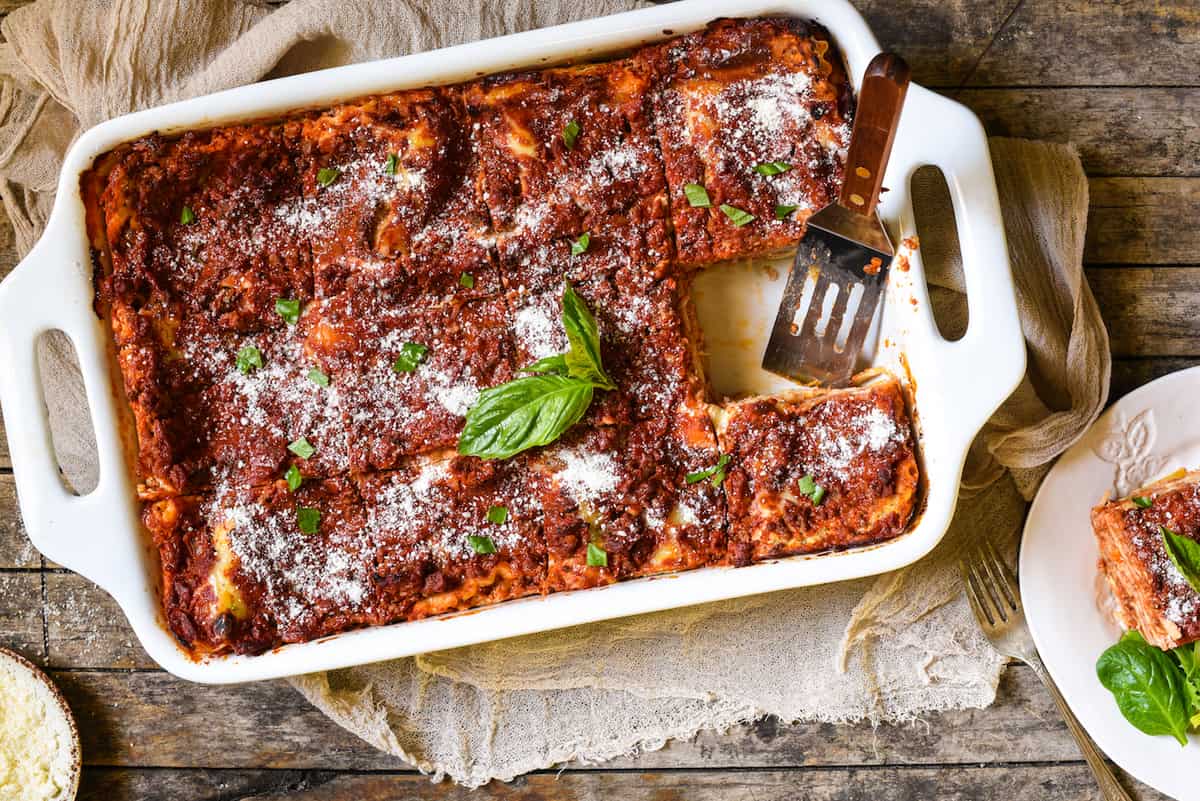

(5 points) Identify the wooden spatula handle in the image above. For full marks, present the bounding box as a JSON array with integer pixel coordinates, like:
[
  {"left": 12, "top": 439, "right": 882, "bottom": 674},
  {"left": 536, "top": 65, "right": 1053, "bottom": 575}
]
[{"left": 839, "top": 52, "right": 911, "bottom": 216}]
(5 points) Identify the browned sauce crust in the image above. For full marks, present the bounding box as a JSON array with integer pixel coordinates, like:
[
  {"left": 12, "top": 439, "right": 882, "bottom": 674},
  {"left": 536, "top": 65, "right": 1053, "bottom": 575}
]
[
  {"left": 84, "top": 18, "right": 917, "bottom": 656},
  {"left": 1092, "top": 471, "right": 1200, "bottom": 650}
]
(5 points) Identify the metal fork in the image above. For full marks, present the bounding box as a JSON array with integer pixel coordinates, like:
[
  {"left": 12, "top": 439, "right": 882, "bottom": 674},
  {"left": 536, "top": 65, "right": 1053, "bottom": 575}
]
[{"left": 961, "top": 539, "right": 1134, "bottom": 801}]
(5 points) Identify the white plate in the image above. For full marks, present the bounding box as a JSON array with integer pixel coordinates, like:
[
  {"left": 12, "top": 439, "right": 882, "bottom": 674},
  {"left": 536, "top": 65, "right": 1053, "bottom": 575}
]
[{"left": 1022, "top": 366, "right": 1200, "bottom": 801}]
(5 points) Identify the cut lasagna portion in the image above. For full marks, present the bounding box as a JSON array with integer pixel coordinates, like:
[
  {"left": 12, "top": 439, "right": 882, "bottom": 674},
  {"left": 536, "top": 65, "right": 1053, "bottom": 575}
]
[
  {"left": 1092, "top": 471, "right": 1200, "bottom": 650},
  {"left": 715, "top": 377, "right": 919, "bottom": 565},
  {"left": 647, "top": 17, "right": 854, "bottom": 266}
]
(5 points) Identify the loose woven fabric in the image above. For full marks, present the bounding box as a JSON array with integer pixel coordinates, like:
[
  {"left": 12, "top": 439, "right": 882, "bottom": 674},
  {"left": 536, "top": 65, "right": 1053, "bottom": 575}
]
[{"left": 0, "top": 0, "right": 1109, "bottom": 787}]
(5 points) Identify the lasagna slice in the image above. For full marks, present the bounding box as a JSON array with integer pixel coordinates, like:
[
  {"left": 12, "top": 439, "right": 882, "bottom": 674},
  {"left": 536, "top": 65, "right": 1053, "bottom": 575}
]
[
  {"left": 1092, "top": 471, "right": 1200, "bottom": 650},
  {"left": 646, "top": 17, "right": 854, "bottom": 266},
  {"left": 715, "top": 377, "right": 919, "bottom": 565}
]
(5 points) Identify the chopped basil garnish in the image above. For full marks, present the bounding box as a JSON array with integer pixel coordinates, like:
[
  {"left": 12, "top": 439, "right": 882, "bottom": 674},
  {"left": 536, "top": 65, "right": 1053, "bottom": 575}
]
[
  {"left": 459, "top": 272, "right": 475, "bottom": 289},
  {"left": 1161, "top": 525, "right": 1200, "bottom": 594},
  {"left": 275, "top": 298, "right": 301, "bottom": 325},
  {"left": 384, "top": 153, "right": 398, "bottom": 175},
  {"left": 235, "top": 346, "right": 263, "bottom": 375},
  {"left": 487, "top": 505, "right": 508, "bottom": 525},
  {"left": 180, "top": 206, "right": 196, "bottom": 225},
  {"left": 720, "top": 204, "right": 755, "bottom": 227},
  {"left": 288, "top": 437, "right": 315, "bottom": 460},
  {"left": 285, "top": 464, "right": 303, "bottom": 492},
  {"left": 459, "top": 283, "right": 612, "bottom": 460},
  {"left": 587, "top": 541, "right": 608, "bottom": 567},
  {"left": 797, "top": 473, "right": 826, "bottom": 505},
  {"left": 570, "top": 232, "right": 590, "bottom": 256},
  {"left": 754, "top": 161, "right": 792, "bottom": 176},
  {"left": 775, "top": 204, "right": 800, "bottom": 220},
  {"left": 562, "top": 120, "right": 581, "bottom": 149},
  {"left": 683, "top": 183, "right": 711, "bottom": 208},
  {"left": 468, "top": 534, "right": 497, "bottom": 554},
  {"left": 686, "top": 454, "right": 730, "bottom": 488},
  {"left": 1132, "top": 496, "right": 1153, "bottom": 508},
  {"left": 316, "top": 167, "right": 339, "bottom": 187},
  {"left": 307, "top": 367, "right": 330, "bottom": 387},
  {"left": 392, "top": 342, "right": 429, "bottom": 373},
  {"left": 297, "top": 506, "right": 321, "bottom": 534}
]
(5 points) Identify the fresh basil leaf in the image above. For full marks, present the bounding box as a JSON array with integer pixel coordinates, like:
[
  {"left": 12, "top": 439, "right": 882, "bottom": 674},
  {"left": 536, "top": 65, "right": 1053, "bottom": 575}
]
[
  {"left": 384, "top": 153, "right": 398, "bottom": 175},
  {"left": 236, "top": 346, "right": 263, "bottom": 374},
  {"left": 570, "top": 232, "right": 590, "bottom": 255},
  {"left": 562, "top": 120, "right": 581, "bottom": 149},
  {"left": 797, "top": 474, "right": 816, "bottom": 496},
  {"left": 487, "top": 505, "right": 508, "bottom": 525},
  {"left": 775, "top": 204, "right": 800, "bottom": 220},
  {"left": 587, "top": 541, "right": 608, "bottom": 567},
  {"left": 316, "top": 167, "right": 339, "bottom": 187},
  {"left": 1171, "top": 643, "right": 1200, "bottom": 725},
  {"left": 468, "top": 534, "right": 497, "bottom": 554},
  {"left": 458, "top": 374, "right": 594, "bottom": 459},
  {"left": 180, "top": 206, "right": 196, "bottom": 225},
  {"left": 392, "top": 342, "right": 429, "bottom": 373},
  {"left": 1132, "top": 496, "right": 1153, "bottom": 508},
  {"left": 275, "top": 298, "right": 301, "bottom": 324},
  {"left": 307, "top": 367, "right": 330, "bottom": 387},
  {"left": 1096, "top": 630, "right": 1190, "bottom": 746},
  {"left": 1161, "top": 526, "right": 1200, "bottom": 593},
  {"left": 297, "top": 506, "right": 321, "bottom": 535},
  {"left": 754, "top": 161, "right": 792, "bottom": 176},
  {"left": 811, "top": 485, "right": 826, "bottom": 506},
  {"left": 683, "top": 183, "right": 711, "bottom": 208},
  {"left": 285, "top": 464, "right": 303, "bottom": 492},
  {"left": 561, "top": 283, "right": 615, "bottom": 390},
  {"left": 459, "top": 272, "right": 475, "bottom": 289},
  {"left": 288, "top": 437, "right": 315, "bottom": 460},
  {"left": 520, "top": 354, "right": 569, "bottom": 376},
  {"left": 719, "top": 204, "right": 755, "bottom": 227}
]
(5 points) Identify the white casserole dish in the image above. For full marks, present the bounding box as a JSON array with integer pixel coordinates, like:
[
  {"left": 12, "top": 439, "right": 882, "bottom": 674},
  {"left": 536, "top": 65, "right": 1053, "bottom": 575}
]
[{"left": 0, "top": 0, "right": 1024, "bottom": 683}]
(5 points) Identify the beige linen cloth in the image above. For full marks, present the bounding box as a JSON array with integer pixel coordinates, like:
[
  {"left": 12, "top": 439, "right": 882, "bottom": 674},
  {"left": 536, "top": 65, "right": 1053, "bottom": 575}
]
[{"left": 0, "top": 0, "right": 1109, "bottom": 787}]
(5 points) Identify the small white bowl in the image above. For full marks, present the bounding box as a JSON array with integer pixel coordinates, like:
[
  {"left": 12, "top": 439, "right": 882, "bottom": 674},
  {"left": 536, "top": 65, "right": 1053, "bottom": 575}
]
[{"left": 0, "top": 648, "right": 81, "bottom": 801}]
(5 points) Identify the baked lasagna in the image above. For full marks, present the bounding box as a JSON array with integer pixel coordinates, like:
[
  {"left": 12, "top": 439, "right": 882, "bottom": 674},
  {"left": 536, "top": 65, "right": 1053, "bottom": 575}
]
[
  {"left": 1092, "top": 471, "right": 1200, "bottom": 650},
  {"left": 84, "top": 17, "right": 920, "bottom": 656}
]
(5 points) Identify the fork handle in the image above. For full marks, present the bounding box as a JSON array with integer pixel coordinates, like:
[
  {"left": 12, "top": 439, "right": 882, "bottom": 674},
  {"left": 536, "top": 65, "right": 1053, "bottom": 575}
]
[
  {"left": 1024, "top": 654, "right": 1136, "bottom": 801},
  {"left": 839, "top": 52, "right": 910, "bottom": 216}
]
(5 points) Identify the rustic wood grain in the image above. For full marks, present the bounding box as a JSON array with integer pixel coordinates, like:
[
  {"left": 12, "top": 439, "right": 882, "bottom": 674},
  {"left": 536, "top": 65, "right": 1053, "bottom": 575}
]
[
  {"left": 0, "top": 475, "right": 36, "bottom": 568},
  {"left": 969, "top": 0, "right": 1200, "bottom": 88},
  {"left": 77, "top": 765, "right": 1170, "bottom": 801},
  {"left": 958, "top": 88, "right": 1200, "bottom": 177},
  {"left": 1087, "top": 179, "right": 1200, "bottom": 264},
  {"left": 1112, "top": 356, "right": 1200, "bottom": 401},
  {"left": 0, "top": 572, "right": 43, "bottom": 659},
  {"left": 1089, "top": 267, "right": 1200, "bottom": 356},
  {"left": 41, "top": 667, "right": 1083, "bottom": 771}
]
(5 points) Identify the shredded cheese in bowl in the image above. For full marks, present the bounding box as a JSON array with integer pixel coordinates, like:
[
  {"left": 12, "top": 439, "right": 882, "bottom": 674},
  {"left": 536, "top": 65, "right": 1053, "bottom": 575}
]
[{"left": 0, "top": 648, "right": 80, "bottom": 801}]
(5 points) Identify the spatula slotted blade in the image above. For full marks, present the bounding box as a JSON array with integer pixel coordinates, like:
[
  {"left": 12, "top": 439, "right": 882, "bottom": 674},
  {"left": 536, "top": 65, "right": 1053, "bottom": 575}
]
[
  {"left": 762, "top": 214, "right": 891, "bottom": 386},
  {"left": 761, "top": 51, "right": 909, "bottom": 387}
]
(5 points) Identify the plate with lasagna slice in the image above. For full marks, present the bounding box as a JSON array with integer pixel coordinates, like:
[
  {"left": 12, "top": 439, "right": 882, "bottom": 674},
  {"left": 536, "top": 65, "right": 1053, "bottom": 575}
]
[{"left": 1022, "top": 366, "right": 1200, "bottom": 801}]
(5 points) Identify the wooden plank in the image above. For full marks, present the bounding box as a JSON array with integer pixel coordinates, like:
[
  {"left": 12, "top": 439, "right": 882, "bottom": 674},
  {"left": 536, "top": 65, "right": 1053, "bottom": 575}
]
[
  {"left": 55, "top": 667, "right": 1087, "bottom": 771},
  {"left": 1088, "top": 267, "right": 1200, "bottom": 357},
  {"left": 1112, "top": 357, "right": 1199, "bottom": 402},
  {"left": 45, "top": 573, "right": 155, "bottom": 669},
  {"left": 0, "top": 475, "right": 37, "bottom": 568},
  {"left": 0, "top": 572, "right": 44, "bottom": 660},
  {"left": 854, "top": 0, "right": 1018, "bottom": 88},
  {"left": 77, "top": 764, "right": 1170, "bottom": 801},
  {"left": 958, "top": 88, "right": 1200, "bottom": 177},
  {"left": 1086, "top": 179, "right": 1200, "bottom": 265},
  {"left": 969, "top": 0, "right": 1200, "bottom": 88}
]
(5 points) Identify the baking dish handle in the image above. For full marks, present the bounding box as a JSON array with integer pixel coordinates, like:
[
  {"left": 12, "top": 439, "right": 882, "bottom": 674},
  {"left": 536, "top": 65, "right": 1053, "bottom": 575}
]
[
  {"left": 0, "top": 233, "right": 140, "bottom": 582},
  {"left": 896, "top": 87, "right": 1026, "bottom": 432}
]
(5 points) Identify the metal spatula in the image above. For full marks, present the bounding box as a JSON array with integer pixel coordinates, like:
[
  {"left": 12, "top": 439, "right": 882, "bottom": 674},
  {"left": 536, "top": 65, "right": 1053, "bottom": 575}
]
[{"left": 762, "top": 53, "right": 910, "bottom": 386}]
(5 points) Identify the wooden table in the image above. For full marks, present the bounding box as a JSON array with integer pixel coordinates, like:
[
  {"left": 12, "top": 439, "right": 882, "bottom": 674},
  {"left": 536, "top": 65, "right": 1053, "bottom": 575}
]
[{"left": 0, "top": 1, "right": 1195, "bottom": 798}]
